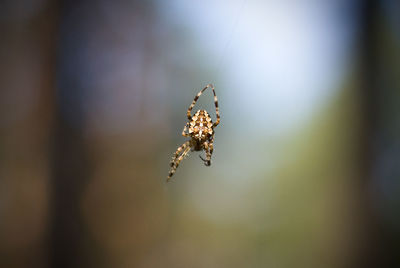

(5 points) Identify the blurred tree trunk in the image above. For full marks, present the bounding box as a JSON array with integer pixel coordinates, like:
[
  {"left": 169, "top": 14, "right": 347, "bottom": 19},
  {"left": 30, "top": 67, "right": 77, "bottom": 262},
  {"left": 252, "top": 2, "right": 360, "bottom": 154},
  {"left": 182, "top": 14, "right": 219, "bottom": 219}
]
[
  {"left": 0, "top": 1, "right": 57, "bottom": 268},
  {"left": 357, "top": 0, "right": 400, "bottom": 267},
  {"left": 49, "top": 1, "right": 93, "bottom": 267}
]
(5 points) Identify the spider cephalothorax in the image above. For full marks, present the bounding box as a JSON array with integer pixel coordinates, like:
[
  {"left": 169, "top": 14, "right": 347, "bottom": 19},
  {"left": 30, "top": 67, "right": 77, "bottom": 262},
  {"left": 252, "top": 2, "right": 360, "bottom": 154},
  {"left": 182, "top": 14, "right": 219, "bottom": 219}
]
[{"left": 167, "top": 84, "right": 220, "bottom": 182}]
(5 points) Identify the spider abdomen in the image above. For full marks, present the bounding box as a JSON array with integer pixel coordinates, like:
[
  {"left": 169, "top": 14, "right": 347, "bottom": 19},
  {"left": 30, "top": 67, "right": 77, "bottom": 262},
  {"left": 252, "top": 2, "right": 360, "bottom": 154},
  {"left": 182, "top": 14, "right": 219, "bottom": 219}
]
[{"left": 189, "top": 110, "right": 213, "bottom": 141}]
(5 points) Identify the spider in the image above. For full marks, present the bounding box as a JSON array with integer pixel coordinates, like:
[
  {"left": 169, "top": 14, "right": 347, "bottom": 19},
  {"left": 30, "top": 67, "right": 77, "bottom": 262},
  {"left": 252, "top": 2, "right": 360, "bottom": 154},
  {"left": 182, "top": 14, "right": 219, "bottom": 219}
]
[{"left": 167, "top": 84, "right": 220, "bottom": 182}]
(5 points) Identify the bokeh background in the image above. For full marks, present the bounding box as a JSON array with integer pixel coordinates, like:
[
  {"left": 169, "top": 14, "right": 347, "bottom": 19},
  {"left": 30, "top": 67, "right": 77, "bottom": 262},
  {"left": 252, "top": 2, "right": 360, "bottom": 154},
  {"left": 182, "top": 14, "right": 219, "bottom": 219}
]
[{"left": 1, "top": 0, "right": 399, "bottom": 267}]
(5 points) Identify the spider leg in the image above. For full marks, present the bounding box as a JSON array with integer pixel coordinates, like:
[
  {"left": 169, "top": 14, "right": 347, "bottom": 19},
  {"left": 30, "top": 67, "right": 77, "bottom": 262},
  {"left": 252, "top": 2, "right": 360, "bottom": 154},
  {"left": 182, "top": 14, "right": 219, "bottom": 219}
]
[
  {"left": 199, "top": 140, "right": 213, "bottom": 166},
  {"left": 182, "top": 122, "right": 190, "bottom": 137},
  {"left": 210, "top": 85, "right": 220, "bottom": 128},
  {"left": 209, "top": 139, "right": 214, "bottom": 159},
  {"left": 168, "top": 141, "right": 191, "bottom": 182},
  {"left": 170, "top": 140, "right": 189, "bottom": 167},
  {"left": 187, "top": 84, "right": 219, "bottom": 122}
]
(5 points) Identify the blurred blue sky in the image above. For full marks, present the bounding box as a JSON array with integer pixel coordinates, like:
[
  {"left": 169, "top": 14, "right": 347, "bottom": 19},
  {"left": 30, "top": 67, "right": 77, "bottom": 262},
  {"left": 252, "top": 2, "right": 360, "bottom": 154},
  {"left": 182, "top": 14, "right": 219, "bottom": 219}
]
[
  {"left": 158, "top": 0, "right": 359, "bottom": 136},
  {"left": 55, "top": 0, "right": 360, "bottom": 139}
]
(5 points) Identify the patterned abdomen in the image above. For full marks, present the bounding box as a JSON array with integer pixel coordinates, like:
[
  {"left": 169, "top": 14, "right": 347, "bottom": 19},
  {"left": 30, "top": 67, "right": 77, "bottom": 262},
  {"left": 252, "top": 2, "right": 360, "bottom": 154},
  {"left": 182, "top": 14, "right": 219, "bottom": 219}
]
[{"left": 189, "top": 110, "right": 213, "bottom": 141}]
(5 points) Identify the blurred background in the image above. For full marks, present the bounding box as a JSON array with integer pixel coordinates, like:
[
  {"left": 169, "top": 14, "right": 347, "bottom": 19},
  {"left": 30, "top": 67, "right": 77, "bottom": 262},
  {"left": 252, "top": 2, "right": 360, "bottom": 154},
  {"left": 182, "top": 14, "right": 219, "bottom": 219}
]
[{"left": 0, "top": 0, "right": 399, "bottom": 267}]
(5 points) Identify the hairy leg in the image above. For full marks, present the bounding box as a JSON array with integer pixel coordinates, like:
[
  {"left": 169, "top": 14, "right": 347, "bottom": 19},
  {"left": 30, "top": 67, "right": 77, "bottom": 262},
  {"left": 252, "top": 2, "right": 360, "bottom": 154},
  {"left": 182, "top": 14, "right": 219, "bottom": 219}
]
[
  {"left": 168, "top": 141, "right": 191, "bottom": 181},
  {"left": 170, "top": 141, "right": 189, "bottom": 167},
  {"left": 187, "top": 84, "right": 219, "bottom": 124},
  {"left": 182, "top": 122, "right": 190, "bottom": 137},
  {"left": 199, "top": 140, "right": 213, "bottom": 166},
  {"left": 210, "top": 85, "right": 220, "bottom": 128}
]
